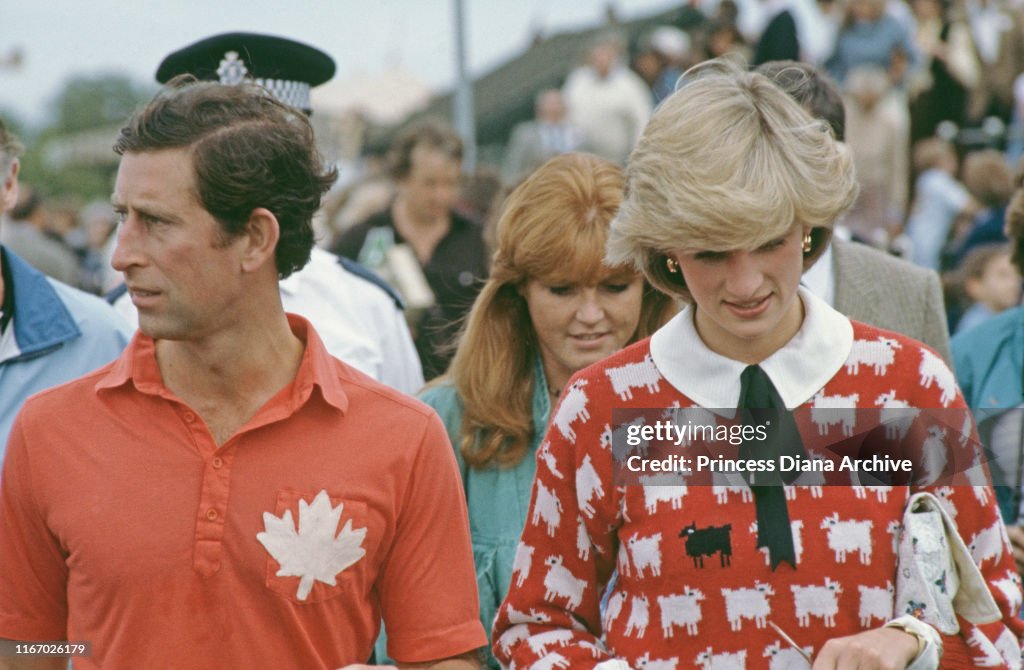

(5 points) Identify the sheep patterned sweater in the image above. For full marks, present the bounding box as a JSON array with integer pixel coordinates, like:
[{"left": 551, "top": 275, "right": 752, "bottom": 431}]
[{"left": 492, "top": 301, "right": 1024, "bottom": 670}]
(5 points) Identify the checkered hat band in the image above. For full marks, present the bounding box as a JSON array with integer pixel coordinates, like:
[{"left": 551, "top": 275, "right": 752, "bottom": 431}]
[{"left": 254, "top": 78, "right": 311, "bottom": 110}]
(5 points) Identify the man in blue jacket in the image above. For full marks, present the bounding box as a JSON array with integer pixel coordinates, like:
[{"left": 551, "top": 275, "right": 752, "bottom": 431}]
[{"left": 0, "top": 119, "right": 132, "bottom": 458}]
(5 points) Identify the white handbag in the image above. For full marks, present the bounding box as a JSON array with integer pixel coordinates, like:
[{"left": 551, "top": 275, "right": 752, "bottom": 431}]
[{"left": 894, "top": 491, "right": 1002, "bottom": 634}]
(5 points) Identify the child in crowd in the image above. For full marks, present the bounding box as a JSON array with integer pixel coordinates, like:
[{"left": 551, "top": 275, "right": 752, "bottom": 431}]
[
  {"left": 904, "top": 138, "right": 974, "bottom": 271},
  {"left": 952, "top": 243, "right": 1022, "bottom": 333},
  {"left": 949, "top": 149, "right": 1014, "bottom": 267}
]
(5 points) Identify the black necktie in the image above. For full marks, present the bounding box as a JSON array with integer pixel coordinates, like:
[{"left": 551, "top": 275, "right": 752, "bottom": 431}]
[{"left": 737, "top": 365, "right": 804, "bottom": 570}]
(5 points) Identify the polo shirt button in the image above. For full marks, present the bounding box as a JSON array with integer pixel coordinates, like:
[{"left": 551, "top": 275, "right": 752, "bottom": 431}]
[
  {"left": 183, "top": 411, "right": 196, "bottom": 423},
  {"left": 212, "top": 457, "right": 223, "bottom": 469},
  {"left": 206, "top": 508, "right": 218, "bottom": 521}
]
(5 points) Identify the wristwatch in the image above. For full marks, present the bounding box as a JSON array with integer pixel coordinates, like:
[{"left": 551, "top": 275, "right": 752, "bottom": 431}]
[{"left": 884, "top": 615, "right": 942, "bottom": 670}]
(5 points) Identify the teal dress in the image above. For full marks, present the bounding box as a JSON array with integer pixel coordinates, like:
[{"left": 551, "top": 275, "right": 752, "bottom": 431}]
[{"left": 419, "top": 359, "right": 551, "bottom": 667}]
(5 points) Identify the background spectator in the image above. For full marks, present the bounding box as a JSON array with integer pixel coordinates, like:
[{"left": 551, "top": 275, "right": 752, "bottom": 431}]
[
  {"left": 842, "top": 65, "right": 910, "bottom": 247},
  {"left": 951, "top": 242, "right": 1021, "bottom": 333},
  {"left": 633, "top": 26, "right": 691, "bottom": 103},
  {"left": 0, "top": 184, "right": 79, "bottom": 285},
  {"left": 562, "top": 33, "right": 653, "bottom": 165},
  {"left": 334, "top": 119, "right": 488, "bottom": 380},
  {"left": 907, "top": 0, "right": 979, "bottom": 141},
  {"left": 966, "top": 0, "right": 1024, "bottom": 124},
  {"left": 826, "top": 0, "right": 919, "bottom": 86},
  {"left": 501, "top": 89, "right": 582, "bottom": 184},
  {"left": 950, "top": 148, "right": 1013, "bottom": 266},
  {"left": 904, "top": 137, "right": 974, "bottom": 270}
]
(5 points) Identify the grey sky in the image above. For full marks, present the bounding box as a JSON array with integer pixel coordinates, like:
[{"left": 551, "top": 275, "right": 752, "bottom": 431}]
[{"left": 0, "top": 0, "right": 674, "bottom": 127}]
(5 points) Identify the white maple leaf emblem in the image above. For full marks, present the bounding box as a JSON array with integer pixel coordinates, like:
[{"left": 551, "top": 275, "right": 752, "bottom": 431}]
[{"left": 256, "top": 490, "right": 367, "bottom": 601}]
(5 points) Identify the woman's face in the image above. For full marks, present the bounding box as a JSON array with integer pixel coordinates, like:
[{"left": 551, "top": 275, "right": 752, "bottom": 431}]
[
  {"left": 523, "top": 271, "right": 644, "bottom": 392},
  {"left": 671, "top": 225, "right": 807, "bottom": 363}
]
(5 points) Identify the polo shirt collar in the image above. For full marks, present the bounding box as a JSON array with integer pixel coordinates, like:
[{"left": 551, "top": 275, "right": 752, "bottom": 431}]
[
  {"left": 96, "top": 314, "right": 348, "bottom": 414},
  {"left": 649, "top": 287, "right": 853, "bottom": 411},
  {"left": 0, "top": 246, "right": 81, "bottom": 363}
]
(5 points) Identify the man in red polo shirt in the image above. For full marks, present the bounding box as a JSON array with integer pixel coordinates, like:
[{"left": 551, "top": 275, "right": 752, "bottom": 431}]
[{"left": 0, "top": 77, "right": 485, "bottom": 669}]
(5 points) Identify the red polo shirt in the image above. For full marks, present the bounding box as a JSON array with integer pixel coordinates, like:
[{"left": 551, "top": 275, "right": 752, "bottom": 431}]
[{"left": 0, "top": 315, "right": 485, "bottom": 668}]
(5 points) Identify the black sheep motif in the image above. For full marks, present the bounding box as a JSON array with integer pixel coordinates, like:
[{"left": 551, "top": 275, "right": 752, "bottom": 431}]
[{"left": 680, "top": 521, "right": 732, "bottom": 568}]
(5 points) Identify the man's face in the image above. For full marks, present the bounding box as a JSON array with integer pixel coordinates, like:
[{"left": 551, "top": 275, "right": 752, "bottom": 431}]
[
  {"left": 537, "top": 91, "right": 567, "bottom": 123},
  {"left": 111, "top": 148, "right": 250, "bottom": 341},
  {"left": 398, "top": 144, "right": 459, "bottom": 223},
  {"left": 588, "top": 43, "right": 618, "bottom": 78}
]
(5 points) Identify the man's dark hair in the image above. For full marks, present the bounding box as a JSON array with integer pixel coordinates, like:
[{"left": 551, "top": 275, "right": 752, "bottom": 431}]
[
  {"left": 755, "top": 60, "right": 846, "bottom": 141},
  {"left": 388, "top": 120, "right": 463, "bottom": 181},
  {"left": 114, "top": 75, "right": 337, "bottom": 278}
]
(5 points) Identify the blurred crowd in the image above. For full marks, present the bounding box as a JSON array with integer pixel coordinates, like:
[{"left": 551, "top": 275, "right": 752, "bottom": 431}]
[
  {"left": 9, "top": 0, "right": 1024, "bottom": 342},
  {"left": 318, "top": 0, "right": 1024, "bottom": 342}
]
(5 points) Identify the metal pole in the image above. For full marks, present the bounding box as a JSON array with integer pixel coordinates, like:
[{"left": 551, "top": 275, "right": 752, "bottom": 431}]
[{"left": 452, "top": 0, "right": 477, "bottom": 172}]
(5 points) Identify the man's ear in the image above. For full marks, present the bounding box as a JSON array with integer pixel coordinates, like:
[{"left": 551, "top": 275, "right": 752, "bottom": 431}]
[
  {"left": 1, "top": 159, "right": 20, "bottom": 215},
  {"left": 239, "top": 207, "right": 280, "bottom": 274}
]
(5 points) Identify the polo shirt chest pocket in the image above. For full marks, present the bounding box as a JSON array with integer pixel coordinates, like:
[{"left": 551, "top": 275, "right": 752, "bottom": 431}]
[{"left": 257, "top": 488, "right": 374, "bottom": 605}]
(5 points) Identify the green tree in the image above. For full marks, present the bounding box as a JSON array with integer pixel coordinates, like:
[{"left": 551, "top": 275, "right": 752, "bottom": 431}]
[
  {"left": 51, "top": 72, "right": 153, "bottom": 133},
  {"left": 17, "top": 72, "right": 155, "bottom": 201}
]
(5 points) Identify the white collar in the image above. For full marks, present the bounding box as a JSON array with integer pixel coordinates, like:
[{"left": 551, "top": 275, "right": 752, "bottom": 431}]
[{"left": 649, "top": 287, "right": 853, "bottom": 411}]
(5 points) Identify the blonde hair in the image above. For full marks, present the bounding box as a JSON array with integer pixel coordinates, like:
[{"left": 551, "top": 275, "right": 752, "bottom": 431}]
[
  {"left": 446, "top": 153, "right": 676, "bottom": 469},
  {"left": 607, "top": 59, "right": 859, "bottom": 302}
]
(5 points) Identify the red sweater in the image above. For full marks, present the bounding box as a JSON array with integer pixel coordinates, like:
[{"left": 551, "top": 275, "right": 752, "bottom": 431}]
[{"left": 493, "top": 320, "right": 1023, "bottom": 669}]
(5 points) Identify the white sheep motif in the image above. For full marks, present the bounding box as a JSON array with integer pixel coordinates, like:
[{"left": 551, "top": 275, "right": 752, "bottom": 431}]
[
  {"left": 576, "top": 454, "right": 604, "bottom": 519},
  {"left": 695, "top": 647, "right": 747, "bottom": 670},
  {"left": 511, "top": 542, "right": 534, "bottom": 588},
  {"left": 627, "top": 531, "right": 663, "bottom": 578},
  {"left": 791, "top": 578, "right": 843, "bottom": 627},
  {"left": 552, "top": 379, "right": 590, "bottom": 442},
  {"left": 875, "top": 390, "right": 919, "bottom": 440},
  {"left": 918, "top": 349, "right": 957, "bottom": 407},
  {"left": 657, "top": 588, "right": 704, "bottom": 637},
  {"left": 624, "top": 594, "right": 650, "bottom": 638},
  {"left": 763, "top": 641, "right": 813, "bottom": 670},
  {"left": 722, "top": 581, "right": 774, "bottom": 631},
  {"left": 821, "top": 512, "right": 873, "bottom": 564},
  {"left": 635, "top": 652, "right": 679, "bottom": 670},
  {"left": 605, "top": 354, "right": 662, "bottom": 400},
  {"left": 811, "top": 391, "right": 859, "bottom": 437},
  {"left": 531, "top": 481, "right": 562, "bottom": 536},
  {"left": 846, "top": 337, "right": 902, "bottom": 375},
  {"left": 857, "top": 581, "right": 894, "bottom": 626},
  {"left": 542, "top": 555, "right": 586, "bottom": 609}
]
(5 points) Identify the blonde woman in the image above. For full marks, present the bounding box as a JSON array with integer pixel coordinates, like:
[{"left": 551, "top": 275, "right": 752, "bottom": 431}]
[
  {"left": 493, "top": 61, "right": 1021, "bottom": 669},
  {"left": 422, "top": 153, "right": 674, "bottom": 665}
]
